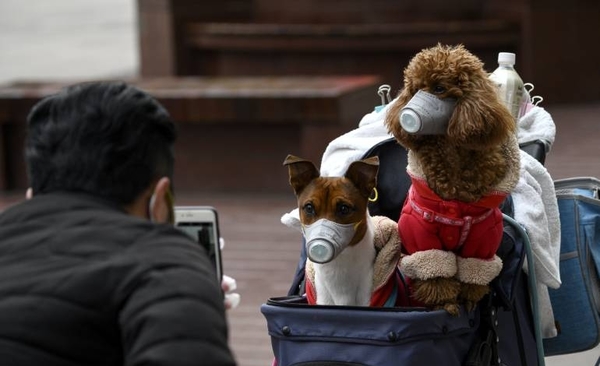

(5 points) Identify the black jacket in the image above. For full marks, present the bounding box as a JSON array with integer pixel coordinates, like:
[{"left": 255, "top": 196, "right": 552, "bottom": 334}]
[{"left": 0, "top": 193, "right": 237, "bottom": 366}]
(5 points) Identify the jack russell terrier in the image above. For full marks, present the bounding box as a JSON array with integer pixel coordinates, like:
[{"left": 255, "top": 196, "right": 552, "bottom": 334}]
[{"left": 283, "top": 155, "right": 406, "bottom": 307}]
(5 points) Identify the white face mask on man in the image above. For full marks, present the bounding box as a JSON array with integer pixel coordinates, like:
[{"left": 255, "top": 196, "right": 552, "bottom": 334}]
[
  {"left": 148, "top": 188, "right": 175, "bottom": 225},
  {"left": 301, "top": 219, "right": 359, "bottom": 264}
]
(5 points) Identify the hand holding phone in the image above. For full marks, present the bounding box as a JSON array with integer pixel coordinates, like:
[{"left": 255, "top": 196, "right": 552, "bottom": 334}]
[{"left": 222, "top": 273, "right": 241, "bottom": 310}]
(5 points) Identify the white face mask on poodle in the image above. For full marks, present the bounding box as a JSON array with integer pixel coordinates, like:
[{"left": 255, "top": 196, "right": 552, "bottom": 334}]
[{"left": 399, "top": 90, "right": 456, "bottom": 135}]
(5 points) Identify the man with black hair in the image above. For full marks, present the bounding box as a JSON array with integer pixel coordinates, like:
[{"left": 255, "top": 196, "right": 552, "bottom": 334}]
[{"left": 0, "top": 81, "right": 237, "bottom": 365}]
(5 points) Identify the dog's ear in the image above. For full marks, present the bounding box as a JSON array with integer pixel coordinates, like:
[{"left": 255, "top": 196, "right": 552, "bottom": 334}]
[
  {"left": 446, "top": 78, "right": 516, "bottom": 149},
  {"left": 345, "top": 156, "right": 379, "bottom": 198},
  {"left": 283, "top": 154, "right": 320, "bottom": 196}
]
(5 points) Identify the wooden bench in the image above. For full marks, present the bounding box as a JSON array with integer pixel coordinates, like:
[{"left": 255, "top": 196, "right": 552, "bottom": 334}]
[
  {"left": 137, "top": 0, "right": 600, "bottom": 104},
  {"left": 0, "top": 108, "right": 7, "bottom": 191},
  {"left": 0, "top": 75, "right": 381, "bottom": 193},
  {"left": 138, "top": 0, "right": 521, "bottom": 89},
  {"left": 0, "top": 91, "right": 38, "bottom": 191},
  {"left": 182, "top": 21, "right": 520, "bottom": 84}
]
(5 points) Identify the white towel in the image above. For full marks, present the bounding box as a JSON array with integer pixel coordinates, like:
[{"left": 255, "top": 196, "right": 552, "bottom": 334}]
[
  {"left": 512, "top": 151, "right": 561, "bottom": 338},
  {"left": 513, "top": 152, "right": 561, "bottom": 289},
  {"left": 319, "top": 103, "right": 395, "bottom": 177},
  {"left": 517, "top": 106, "right": 556, "bottom": 151}
]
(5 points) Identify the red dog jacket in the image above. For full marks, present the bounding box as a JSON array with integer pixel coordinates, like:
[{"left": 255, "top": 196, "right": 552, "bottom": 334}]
[{"left": 399, "top": 176, "right": 507, "bottom": 260}]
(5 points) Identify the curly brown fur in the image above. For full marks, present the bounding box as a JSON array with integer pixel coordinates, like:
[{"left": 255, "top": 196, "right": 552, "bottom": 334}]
[
  {"left": 385, "top": 44, "right": 517, "bottom": 202},
  {"left": 411, "top": 277, "right": 462, "bottom": 316},
  {"left": 460, "top": 283, "right": 490, "bottom": 312}
]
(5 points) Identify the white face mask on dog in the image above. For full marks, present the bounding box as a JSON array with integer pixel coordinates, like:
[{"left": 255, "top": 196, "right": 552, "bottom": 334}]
[
  {"left": 399, "top": 90, "right": 456, "bottom": 135},
  {"left": 302, "top": 219, "right": 358, "bottom": 264}
]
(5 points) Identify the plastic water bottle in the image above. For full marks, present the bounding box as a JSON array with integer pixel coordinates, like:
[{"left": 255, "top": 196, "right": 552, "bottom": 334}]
[{"left": 489, "top": 52, "right": 524, "bottom": 121}]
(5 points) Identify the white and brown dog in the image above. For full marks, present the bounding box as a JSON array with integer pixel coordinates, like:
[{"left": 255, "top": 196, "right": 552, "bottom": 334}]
[{"left": 283, "top": 155, "right": 402, "bottom": 307}]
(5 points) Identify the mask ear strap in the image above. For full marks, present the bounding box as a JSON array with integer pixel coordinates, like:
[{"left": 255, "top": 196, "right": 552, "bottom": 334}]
[{"left": 148, "top": 179, "right": 175, "bottom": 224}]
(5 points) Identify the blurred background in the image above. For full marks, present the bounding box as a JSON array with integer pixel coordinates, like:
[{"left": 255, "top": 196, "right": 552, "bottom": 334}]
[
  {"left": 0, "top": 0, "right": 137, "bottom": 83},
  {"left": 0, "top": 0, "right": 599, "bottom": 365}
]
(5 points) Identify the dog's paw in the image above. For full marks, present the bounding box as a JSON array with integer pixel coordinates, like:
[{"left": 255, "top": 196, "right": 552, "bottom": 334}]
[
  {"left": 459, "top": 283, "right": 490, "bottom": 312},
  {"left": 443, "top": 303, "right": 461, "bottom": 317},
  {"left": 412, "top": 277, "right": 461, "bottom": 315},
  {"left": 462, "top": 300, "right": 478, "bottom": 313}
]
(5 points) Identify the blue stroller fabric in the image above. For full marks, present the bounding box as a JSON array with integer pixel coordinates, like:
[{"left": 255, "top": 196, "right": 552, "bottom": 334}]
[
  {"left": 261, "top": 298, "right": 478, "bottom": 366},
  {"left": 543, "top": 177, "right": 600, "bottom": 356}
]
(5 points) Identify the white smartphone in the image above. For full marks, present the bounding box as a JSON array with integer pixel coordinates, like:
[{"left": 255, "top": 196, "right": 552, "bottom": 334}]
[{"left": 174, "top": 206, "right": 223, "bottom": 282}]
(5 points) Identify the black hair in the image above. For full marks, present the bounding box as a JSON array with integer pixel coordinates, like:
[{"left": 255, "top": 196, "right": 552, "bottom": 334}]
[{"left": 25, "top": 81, "right": 176, "bottom": 206}]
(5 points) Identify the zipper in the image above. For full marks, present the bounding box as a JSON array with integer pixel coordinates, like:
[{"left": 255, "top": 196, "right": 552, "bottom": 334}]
[{"left": 266, "top": 296, "right": 428, "bottom": 312}]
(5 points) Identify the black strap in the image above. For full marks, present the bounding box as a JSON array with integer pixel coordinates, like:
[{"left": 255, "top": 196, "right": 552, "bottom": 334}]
[
  {"left": 464, "top": 294, "right": 501, "bottom": 366},
  {"left": 511, "top": 299, "right": 529, "bottom": 366}
]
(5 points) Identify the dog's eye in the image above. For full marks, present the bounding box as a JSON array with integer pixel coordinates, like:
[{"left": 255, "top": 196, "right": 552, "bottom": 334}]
[
  {"left": 337, "top": 204, "right": 353, "bottom": 216},
  {"left": 303, "top": 203, "right": 315, "bottom": 216},
  {"left": 432, "top": 85, "right": 446, "bottom": 94}
]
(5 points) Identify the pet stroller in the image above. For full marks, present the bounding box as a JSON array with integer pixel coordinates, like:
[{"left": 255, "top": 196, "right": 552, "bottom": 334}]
[
  {"left": 261, "top": 87, "right": 598, "bottom": 366},
  {"left": 262, "top": 136, "right": 544, "bottom": 366}
]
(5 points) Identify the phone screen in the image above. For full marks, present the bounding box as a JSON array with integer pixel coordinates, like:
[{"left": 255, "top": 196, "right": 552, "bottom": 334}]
[{"left": 177, "top": 222, "right": 217, "bottom": 258}]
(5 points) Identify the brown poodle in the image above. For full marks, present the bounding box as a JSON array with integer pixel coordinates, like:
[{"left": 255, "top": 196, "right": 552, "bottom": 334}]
[{"left": 385, "top": 44, "right": 521, "bottom": 315}]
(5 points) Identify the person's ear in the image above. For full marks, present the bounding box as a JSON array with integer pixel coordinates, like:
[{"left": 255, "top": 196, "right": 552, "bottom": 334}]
[
  {"left": 149, "top": 177, "right": 173, "bottom": 224},
  {"left": 25, "top": 188, "right": 33, "bottom": 200}
]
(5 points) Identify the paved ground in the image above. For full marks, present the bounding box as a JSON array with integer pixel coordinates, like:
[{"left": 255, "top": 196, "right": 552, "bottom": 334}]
[{"left": 0, "top": 0, "right": 599, "bottom": 365}]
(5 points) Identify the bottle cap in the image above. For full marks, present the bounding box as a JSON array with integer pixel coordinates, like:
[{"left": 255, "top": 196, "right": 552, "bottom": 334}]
[{"left": 498, "top": 52, "right": 516, "bottom": 66}]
